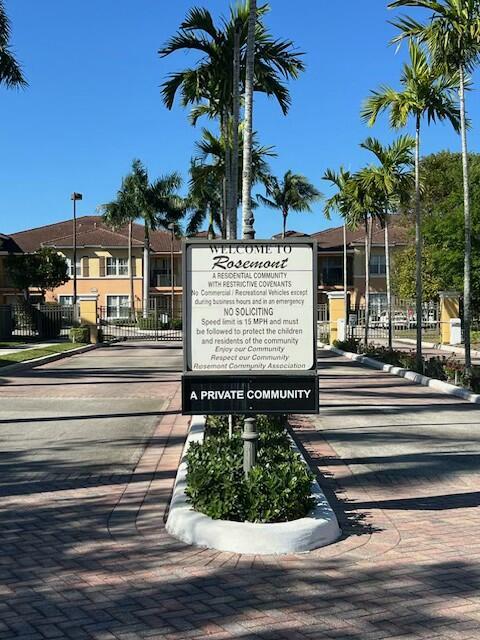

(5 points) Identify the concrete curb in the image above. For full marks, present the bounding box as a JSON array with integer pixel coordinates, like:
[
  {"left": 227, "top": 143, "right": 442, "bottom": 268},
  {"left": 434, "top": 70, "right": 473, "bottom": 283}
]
[
  {"left": 395, "top": 337, "right": 480, "bottom": 359},
  {"left": 166, "top": 415, "right": 341, "bottom": 555},
  {"left": 326, "top": 345, "right": 480, "bottom": 405},
  {"left": 0, "top": 343, "right": 100, "bottom": 375}
]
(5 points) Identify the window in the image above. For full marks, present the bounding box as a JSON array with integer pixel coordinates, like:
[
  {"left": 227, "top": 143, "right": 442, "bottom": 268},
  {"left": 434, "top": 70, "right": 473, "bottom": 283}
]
[
  {"left": 58, "top": 295, "right": 74, "bottom": 306},
  {"left": 106, "top": 257, "right": 128, "bottom": 276},
  {"left": 321, "top": 257, "right": 343, "bottom": 285},
  {"left": 106, "top": 295, "right": 130, "bottom": 318},
  {"left": 66, "top": 257, "right": 82, "bottom": 277},
  {"left": 370, "top": 254, "right": 386, "bottom": 275}
]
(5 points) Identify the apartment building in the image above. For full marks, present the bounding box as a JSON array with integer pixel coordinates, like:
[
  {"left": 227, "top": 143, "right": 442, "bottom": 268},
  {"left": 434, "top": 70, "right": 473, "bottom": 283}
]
[
  {"left": 0, "top": 216, "right": 409, "bottom": 316},
  {"left": 1, "top": 216, "right": 182, "bottom": 317}
]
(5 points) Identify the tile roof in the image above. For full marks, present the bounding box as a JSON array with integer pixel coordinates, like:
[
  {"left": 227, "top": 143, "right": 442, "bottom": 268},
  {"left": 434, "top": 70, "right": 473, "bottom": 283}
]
[
  {"left": 0, "top": 233, "right": 23, "bottom": 253},
  {"left": 10, "top": 216, "right": 182, "bottom": 253},
  {"left": 312, "top": 217, "right": 410, "bottom": 250}
]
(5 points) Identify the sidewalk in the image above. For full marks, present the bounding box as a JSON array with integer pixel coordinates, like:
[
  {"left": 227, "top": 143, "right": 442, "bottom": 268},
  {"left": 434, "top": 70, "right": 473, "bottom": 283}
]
[{"left": 2, "top": 344, "right": 480, "bottom": 639}]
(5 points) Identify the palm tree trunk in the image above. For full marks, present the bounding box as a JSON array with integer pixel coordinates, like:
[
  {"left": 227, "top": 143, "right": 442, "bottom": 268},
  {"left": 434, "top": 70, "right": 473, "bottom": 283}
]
[
  {"left": 230, "top": 24, "right": 241, "bottom": 240},
  {"left": 384, "top": 213, "right": 392, "bottom": 349},
  {"left": 241, "top": 0, "right": 257, "bottom": 477},
  {"left": 241, "top": 0, "right": 256, "bottom": 242},
  {"left": 143, "top": 222, "right": 149, "bottom": 319},
  {"left": 343, "top": 223, "right": 348, "bottom": 333},
  {"left": 414, "top": 114, "right": 423, "bottom": 372},
  {"left": 282, "top": 209, "right": 288, "bottom": 239},
  {"left": 459, "top": 66, "right": 472, "bottom": 379},
  {"left": 128, "top": 220, "right": 135, "bottom": 318},
  {"left": 364, "top": 217, "right": 371, "bottom": 346}
]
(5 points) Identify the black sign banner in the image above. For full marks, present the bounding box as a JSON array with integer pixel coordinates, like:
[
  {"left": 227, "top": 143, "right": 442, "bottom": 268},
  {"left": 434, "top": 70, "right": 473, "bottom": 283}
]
[{"left": 182, "top": 374, "right": 319, "bottom": 415}]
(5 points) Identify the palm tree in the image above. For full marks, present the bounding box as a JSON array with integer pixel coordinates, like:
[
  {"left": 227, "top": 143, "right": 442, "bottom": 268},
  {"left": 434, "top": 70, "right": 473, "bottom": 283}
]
[
  {"left": 101, "top": 160, "right": 184, "bottom": 317},
  {"left": 257, "top": 171, "right": 321, "bottom": 238},
  {"left": 242, "top": 0, "right": 257, "bottom": 242},
  {"left": 193, "top": 126, "right": 274, "bottom": 234},
  {"left": 186, "top": 160, "right": 223, "bottom": 238},
  {"left": 159, "top": 4, "right": 304, "bottom": 240},
  {"left": 361, "top": 40, "right": 460, "bottom": 370},
  {"left": 359, "top": 136, "right": 415, "bottom": 348},
  {"left": 0, "top": 1, "right": 27, "bottom": 89},
  {"left": 389, "top": 0, "right": 480, "bottom": 379},
  {"left": 323, "top": 168, "right": 354, "bottom": 330}
]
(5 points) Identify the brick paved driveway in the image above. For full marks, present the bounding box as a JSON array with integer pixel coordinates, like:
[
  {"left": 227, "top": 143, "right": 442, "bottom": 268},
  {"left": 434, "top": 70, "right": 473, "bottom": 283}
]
[{"left": 2, "top": 344, "right": 480, "bottom": 639}]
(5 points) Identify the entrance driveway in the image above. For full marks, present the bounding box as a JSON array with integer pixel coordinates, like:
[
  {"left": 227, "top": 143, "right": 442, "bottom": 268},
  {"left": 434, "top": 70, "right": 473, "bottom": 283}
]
[{"left": 1, "top": 343, "right": 480, "bottom": 639}]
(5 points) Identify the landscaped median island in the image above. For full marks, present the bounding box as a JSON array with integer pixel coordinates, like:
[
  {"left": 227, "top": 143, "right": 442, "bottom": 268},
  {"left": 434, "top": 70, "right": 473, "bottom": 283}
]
[
  {"left": 331, "top": 338, "right": 480, "bottom": 401},
  {"left": 166, "top": 414, "right": 341, "bottom": 555}
]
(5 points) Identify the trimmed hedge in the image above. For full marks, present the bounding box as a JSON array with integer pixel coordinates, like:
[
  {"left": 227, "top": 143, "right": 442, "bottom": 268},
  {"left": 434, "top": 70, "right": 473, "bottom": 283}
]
[
  {"left": 185, "top": 415, "right": 315, "bottom": 523},
  {"left": 69, "top": 326, "right": 90, "bottom": 344}
]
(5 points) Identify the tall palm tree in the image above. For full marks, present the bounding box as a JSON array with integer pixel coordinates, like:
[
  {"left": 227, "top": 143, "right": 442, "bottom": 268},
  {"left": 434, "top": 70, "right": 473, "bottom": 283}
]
[
  {"left": 186, "top": 160, "right": 223, "bottom": 238},
  {"left": 257, "top": 170, "right": 321, "bottom": 238},
  {"left": 242, "top": 0, "right": 257, "bottom": 242},
  {"left": 359, "top": 136, "right": 415, "bottom": 348},
  {"left": 389, "top": 0, "right": 480, "bottom": 378},
  {"left": 0, "top": 1, "right": 27, "bottom": 89},
  {"left": 159, "top": 4, "right": 304, "bottom": 240},
  {"left": 101, "top": 160, "right": 184, "bottom": 317},
  {"left": 361, "top": 40, "right": 460, "bottom": 370},
  {"left": 323, "top": 168, "right": 354, "bottom": 329}
]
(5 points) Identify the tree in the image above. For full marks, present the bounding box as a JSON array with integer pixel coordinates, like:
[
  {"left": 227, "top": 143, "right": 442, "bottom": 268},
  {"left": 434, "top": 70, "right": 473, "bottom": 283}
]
[
  {"left": 257, "top": 170, "right": 321, "bottom": 238},
  {"left": 361, "top": 39, "right": 460, "bottom": 370},
  {"left": 159, "top": 3, "right": 304, "bottom": 238},
  {"left": 186, "top": 160, "right": 223, "bottom": 238},
  {"left": 0, "top": 0, "right": 27, "bottom": 89},
  {"left": 100, "top": 160, "right": 184, "bottom": 317},
  {"left": 323, "top": 168, "right": 354, "bottom": 327},
  {"left": 6, "top": 247, "right": 69, "bottom": 300},
  {"left": 358, "top": 136, "right": 415, "bottom": 347},
  {"left": 389, "top": 0, "right": 480, "bottom": 378},
  {"left": 242, "top": 0, "right": 257, "bottom": 245},
  {"left": 392, "top": 245, "right": 443, "bottom": 300}
]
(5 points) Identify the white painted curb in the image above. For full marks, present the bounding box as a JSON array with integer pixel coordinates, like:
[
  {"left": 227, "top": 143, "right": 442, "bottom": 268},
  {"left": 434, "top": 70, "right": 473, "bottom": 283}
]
[
  {"left": 166, "top": 415, "right": 341, "bottom": 555},
  {"left": 327, "top": 345, "right": 480, "bottom": 405}
]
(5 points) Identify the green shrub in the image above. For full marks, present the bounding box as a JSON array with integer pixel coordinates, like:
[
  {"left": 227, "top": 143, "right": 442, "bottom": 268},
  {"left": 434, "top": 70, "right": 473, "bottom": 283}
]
[
  {"left": 171, "top": 317, "right": 182, "bottom": 330},
  {"left": 69, "top": 326, "right": 90, "bottom": 344},
  {"left": 137, "top": 315, "right": 162, "bottom": 330},
  {"left": 185, "top": 415, "right": 315, "bottom": 523},
  {"left": 333, "top": 337, "right": 361, "bottom": 353}
]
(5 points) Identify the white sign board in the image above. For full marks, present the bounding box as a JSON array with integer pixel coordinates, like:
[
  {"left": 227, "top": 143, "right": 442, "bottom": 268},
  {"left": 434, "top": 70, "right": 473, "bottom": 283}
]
[{"left": 184, "top": 240, "right": 316, "bottom": 372}]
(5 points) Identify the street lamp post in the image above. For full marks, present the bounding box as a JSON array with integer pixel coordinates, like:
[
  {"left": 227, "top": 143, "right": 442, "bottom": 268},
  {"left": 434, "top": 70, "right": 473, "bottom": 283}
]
[
  {"left": 168, "top": 223, "right": 175, "bottom": 324},
  {"left": 70, "top": 192, "right": 83, "bottom": 305}
]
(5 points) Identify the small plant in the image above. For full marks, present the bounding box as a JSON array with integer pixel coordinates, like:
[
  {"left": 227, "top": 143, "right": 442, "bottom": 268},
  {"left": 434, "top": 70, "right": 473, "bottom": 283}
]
[
  {"left": 185, "top": 415, "right": 315, "bottom": 523},
  {"left": 333, "top": 337, "right": 361, "bottom": 353},
  {"left": 69, "top": 325, "right": 90, "bottom": 344}
]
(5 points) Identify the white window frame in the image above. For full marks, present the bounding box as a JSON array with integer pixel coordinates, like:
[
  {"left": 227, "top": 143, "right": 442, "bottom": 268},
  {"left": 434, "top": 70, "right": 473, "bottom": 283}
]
[
  {"left": 58, "top": 295, "right": 74, "bottom": 306},
  {"left": 106, "top": 294, "right": 130, "bottom": 319},
  {"left": 370, "top": 254, "right": 386, "bottom": 276},
  {"left": 106, "top": 257, "right": 129, "bottom": 277},
  {"left": 66, "top": 257, "right": 82, "bottom": 278}
]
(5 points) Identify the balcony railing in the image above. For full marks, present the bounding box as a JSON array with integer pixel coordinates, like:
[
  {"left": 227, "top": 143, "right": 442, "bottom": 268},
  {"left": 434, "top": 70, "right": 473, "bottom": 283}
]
[{"left": 150, "top": 272, "right": 179, "bottom": 287}]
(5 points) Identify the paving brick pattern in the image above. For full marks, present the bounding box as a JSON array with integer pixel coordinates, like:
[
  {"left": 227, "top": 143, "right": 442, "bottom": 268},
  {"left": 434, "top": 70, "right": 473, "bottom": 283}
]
[{"left": 1, "top": 345, "right": 480, "bottom": 638}]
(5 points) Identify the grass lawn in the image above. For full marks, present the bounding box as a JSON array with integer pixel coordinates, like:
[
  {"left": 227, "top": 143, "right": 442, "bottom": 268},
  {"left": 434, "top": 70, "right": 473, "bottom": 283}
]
[
  {"left": 0, "top": 342, "right": 83, "bottom": 368},
  {"left": 0, "top": 341, "right": 30, "bottom": 349}
]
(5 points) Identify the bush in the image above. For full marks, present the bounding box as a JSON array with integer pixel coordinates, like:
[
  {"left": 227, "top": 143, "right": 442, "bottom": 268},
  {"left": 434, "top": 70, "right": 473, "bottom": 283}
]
[
  {"left": 185, "top": 415, "right": 315, "bottom": 523},
  {"left": 171, "top": 317, "right": 182, "bottom": 330},
  {"left": 69, "top": 326, "right": 90, "bottom": 344},
  {"left": 333, "top": 337, "right": 361, "bottom": 353},
  {"left": 137, "top": 315, "right": 163, "bottom": 330}
]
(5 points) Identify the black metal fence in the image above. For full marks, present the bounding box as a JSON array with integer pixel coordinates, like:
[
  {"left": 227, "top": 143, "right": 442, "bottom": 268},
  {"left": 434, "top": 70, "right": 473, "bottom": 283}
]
[
  {"left": 98, "top": 304, "right": 182, "bottom": 342},
  {"left": 0, "top": 303, "right": 77, "bottom": 341}
]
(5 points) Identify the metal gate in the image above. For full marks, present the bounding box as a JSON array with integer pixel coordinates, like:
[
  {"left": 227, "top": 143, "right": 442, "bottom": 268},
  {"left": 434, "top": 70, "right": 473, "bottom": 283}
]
[
  {"left": 98, "top": 302, "right": 182, "bottom": 342},
  {"left": 347, "top": 299, "right": 440, "bottom": 343}
]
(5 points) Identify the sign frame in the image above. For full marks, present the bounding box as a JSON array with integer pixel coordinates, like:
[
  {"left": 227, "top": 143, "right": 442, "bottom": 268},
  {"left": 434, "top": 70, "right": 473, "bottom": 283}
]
[
  {"left": 182, "top": 238, "right": 318, "bottom": 376},
  {"left": 182, "top": 372, "right": 319, "bottom": 415}
]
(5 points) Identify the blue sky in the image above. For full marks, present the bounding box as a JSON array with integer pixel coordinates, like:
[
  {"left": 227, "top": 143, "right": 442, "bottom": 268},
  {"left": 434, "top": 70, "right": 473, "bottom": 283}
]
[{"left": 1, "top": 0, "right": 474, "bottom": 237}]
